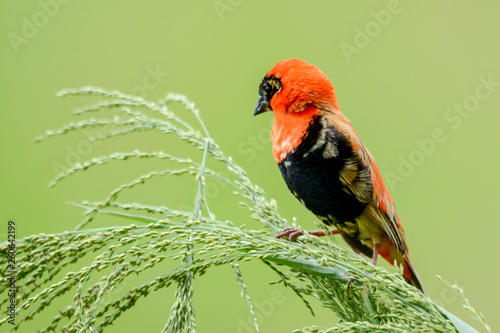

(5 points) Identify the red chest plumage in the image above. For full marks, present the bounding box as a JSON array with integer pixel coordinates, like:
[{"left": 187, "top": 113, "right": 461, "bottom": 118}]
[{"left": 271, "top": 106, "right": 319, "bottom": 163}]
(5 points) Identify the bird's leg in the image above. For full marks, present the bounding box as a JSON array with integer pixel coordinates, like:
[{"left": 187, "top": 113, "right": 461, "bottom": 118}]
[
  {"left": 275, "top": 227, "right": 341, "bottom": 242},
  {"left": 372, "top": 242, "right": 379, "bottom": 266},
  {"left": 348, "top": 243, "right": 379, "bottom": 296}
]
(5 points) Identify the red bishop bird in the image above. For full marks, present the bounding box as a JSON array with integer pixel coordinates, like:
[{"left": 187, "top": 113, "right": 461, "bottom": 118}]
[{"left": 254, "top": 58, "right": 425, "bottom": 294}]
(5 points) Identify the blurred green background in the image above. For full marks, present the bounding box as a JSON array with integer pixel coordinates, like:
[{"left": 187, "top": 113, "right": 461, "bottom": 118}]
[{"left": 1, "top": 1, "right": 499, "bottom": 332}]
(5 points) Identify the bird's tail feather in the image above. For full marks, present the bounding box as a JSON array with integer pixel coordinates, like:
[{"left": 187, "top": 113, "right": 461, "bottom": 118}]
[
  {"left": 342, "top": 233, "right": 426, "bottom": 294},
  {"left": 402, "top": 255, "right": 426, "bottom": 295},
  {"left": 378, "top": 238, "right": 426, "bottom": 295}
]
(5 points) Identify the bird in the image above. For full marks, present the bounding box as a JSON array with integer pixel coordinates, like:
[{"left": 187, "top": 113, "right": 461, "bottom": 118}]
[{"left": 254, "top": 58, "right": 425, "bottom": 294}]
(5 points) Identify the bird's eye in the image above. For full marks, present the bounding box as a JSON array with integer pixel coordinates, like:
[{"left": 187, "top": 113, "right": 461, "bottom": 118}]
[
  {"left": 262, "top": 82, "right": 271, "bottom": 94},
  {"left": 260, "top": 76, "right": 282, "bottom": 99}
]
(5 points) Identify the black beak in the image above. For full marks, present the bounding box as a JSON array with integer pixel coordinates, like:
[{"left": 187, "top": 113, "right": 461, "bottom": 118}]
[{"left": 254, "top": 94, "right": 270, "bottom": 116}]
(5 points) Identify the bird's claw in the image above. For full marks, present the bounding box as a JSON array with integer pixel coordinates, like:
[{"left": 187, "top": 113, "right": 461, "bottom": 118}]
[
  {"left": 275, "top": 227, "right": 341, "bottom": 242},
  {"left": 275, "top": 227, "right": 304, "bottom": 242}
]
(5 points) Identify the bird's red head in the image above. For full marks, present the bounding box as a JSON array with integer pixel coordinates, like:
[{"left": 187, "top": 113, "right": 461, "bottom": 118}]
[
  {"left": 254, "top": 59, "right": 340, "bottom": 116},
  {"left": 254, "top": 59, "right": 341, "bottom": 162}
]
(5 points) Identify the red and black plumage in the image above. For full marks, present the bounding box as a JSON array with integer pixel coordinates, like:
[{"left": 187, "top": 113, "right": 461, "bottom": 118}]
[{"left": 254, "top": 59, "right": 425, "bottom": 294}]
